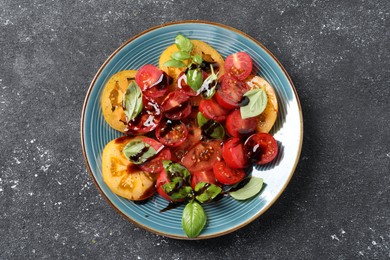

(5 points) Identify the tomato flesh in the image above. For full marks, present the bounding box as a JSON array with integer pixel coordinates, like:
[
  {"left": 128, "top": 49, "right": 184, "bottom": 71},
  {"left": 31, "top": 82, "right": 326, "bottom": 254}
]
[
  {"left": 156, "top": 168, "right": 184, "bottom": 202},
  {"left": 143, "top": 72, "right": 171, "bottom": 98},
  {"left": 155, "top": 119, "right": 188, "bottom": 147},
  {"left": 177, "top": 72, "right": 197, "bottom": 96},
  {"left": 171, "top": 118, "right": 202, "bottom": 161},
  {"left": 161, "top": 90, "right": 189, "bottom": 112},
  {"left": 224, "top": 52, "right": 253, "bottom": 81},
  {"left": 191, "top": 170, "right": 217, "bottom": 190},
  {"left": 198, "top": 98, "right": 230, "bottom": 122},
  {"left": 213, "top": 160, "right": 245, "bottom": 185},
  {"left": 225, "top": 109, "right": 257, "bottom": 137},
  {"left": 126, "top": 97, "right": 162, "bottom": 135},
  {"left": 222, "top": 138, "right": 248, "bottom": 169},
  {"left": 181, "top": 140, "right": 222, "bottom": 173},
  {"left": 139, "top": 148, "right": 171, "bottom": 174},
  {"left": 244, "top": 133, "right": 278, "bottom": 164},
  {"left": 135, "top": 64, "right": 163, "bottom": 91},
  {"left": 215, "top": 74, "right": 249, "bottom": 109}
]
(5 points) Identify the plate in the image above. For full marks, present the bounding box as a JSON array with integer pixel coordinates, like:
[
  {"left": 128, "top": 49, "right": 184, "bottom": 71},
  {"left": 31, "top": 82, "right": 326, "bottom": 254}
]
[{"left": 81, "top": 21, "right": 303, "bottom": 239}]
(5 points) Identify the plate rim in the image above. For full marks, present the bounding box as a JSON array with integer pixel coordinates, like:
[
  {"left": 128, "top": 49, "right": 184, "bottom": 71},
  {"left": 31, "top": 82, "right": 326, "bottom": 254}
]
[{"left": 80, "top": 20, "right": 303, "bottom": 240}]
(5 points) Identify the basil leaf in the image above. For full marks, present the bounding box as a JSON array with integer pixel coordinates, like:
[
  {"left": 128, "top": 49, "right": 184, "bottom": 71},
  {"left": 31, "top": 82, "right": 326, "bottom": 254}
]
[
  {"left": 122, "top": 81, "right": 143, "bottom": 122},
  {"left": 162, "top": 160, "right": 191, "bottom": 180},
  {"left": 163, "top": 59, "right": 186, "bottom": 68},
  {"left": 171, "top": 51, "right": 191, "bottom": 61},
  {"left": 229, "top": 177, "right": 264, "bottom": 200},
  {"left": 175, "top": 34, "right": 193, "bottom": 53},
  {"left": 192, "top": 54, "right": 203, "bottom": 65},
  {"left": 182, "top": 200, "right": 207, "bottom": 238},
  {"left": 122, "top": 140, "right": 157, "bottom": 164},
  {"left": 197, "top": 112, "right": 208, "bottom": 127},
  {"left": 240, "top": 88, "right": 268, "bottom": 119},
  {"left": 198, "top": 65, "right": 218, "bottom": 99},
  {"left": 195, "top": 182, "right": 222, "bottom": 203},
  {"left": 162, "top": 160, "right": 192, "bottom": 200},
  {"left": 197, "top": 112, "right": 225, "bottom": 140},
  {"left": 186, "top": 69, "right": 203, "bottom": 92}
]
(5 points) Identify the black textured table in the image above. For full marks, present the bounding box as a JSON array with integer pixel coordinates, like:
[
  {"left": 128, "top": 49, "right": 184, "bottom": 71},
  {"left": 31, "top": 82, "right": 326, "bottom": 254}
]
[{"left": 1, "top": 1, "right": 389, "bottom": 259}]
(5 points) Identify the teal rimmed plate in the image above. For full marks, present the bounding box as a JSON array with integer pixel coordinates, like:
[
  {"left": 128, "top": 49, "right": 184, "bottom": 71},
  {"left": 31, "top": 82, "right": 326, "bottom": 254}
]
[{"left": 81, "top": 21, "right": 303, "bottom": 239}]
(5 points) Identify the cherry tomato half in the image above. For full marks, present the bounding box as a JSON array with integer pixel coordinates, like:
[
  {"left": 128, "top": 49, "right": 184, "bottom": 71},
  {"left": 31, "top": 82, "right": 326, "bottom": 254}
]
[
  {"left": 171, "top": 117, "right": 202, "bottom": 161},
  {"left": 161, "top": 90, "right": 189, "bottom": 112},
  {"left": 135, "top": 64, "right": 163, "bottom": 91},
  {"left": 213, "top": 160, "right": 245, "bottom": 185},
  {"left": 139, "top": 148, "right": 171, "bottom": 174},
  {"left": 224, "top": 52, "right": 253, "bottom": 81},
  {"left": 126, "top": 97, "right": 162, "bottom": 135},
  {"left": 199, "top": 98, "right": 230, "bottom": 122},
  {"left": 215, "top": 74, "right": 249, "bottom": 109},
  {"left": 177, "top": 72, "right": 197, "bottom": 96},
  {"left": 155, "top": 119, "right": 188, "bottom": 147},
  {"left": 191, "top": 170, "right": 217, "bottom": 190},
  {"left": 222, "top": 138, "right": 248, "bottom": 169},
  {"left": 143, "top": 72, "right": 171, "bottom": 99},
  {"left": 225, "top": 109, "right": 257, "bottom": 137},
  {"left": 244, "top": 133, "right": 278, "bottom": 165},
  {"left": 156, "top": 168, "right": 184, "bottom": 202},
  {"left": 181, "top": 140, "right": 222, "bottom": 173}
]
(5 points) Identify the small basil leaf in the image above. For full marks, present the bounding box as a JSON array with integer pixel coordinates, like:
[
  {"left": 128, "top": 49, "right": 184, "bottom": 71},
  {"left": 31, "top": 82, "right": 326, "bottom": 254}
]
[
  {"left": 171, "top": 51, "right": 191, "bottom": 61},
  {"left": 192, "top": 54, "right": 203, "bottom": 65},
  {"left": 240, "top": 88, "right": 268, "bottom": 119},
  {"left": 195, "top": 182, "right": 222, "bottom": 203},
  {"left": 197, "top": 112, "right": 208, "bottom": 127},
  {"left": 163, "top": 160, "right": 191, "bottom": 180},
  {"left": 229, "top": 177, "right": 264, "bottom": 200},
  {"left": 163, "top": 59, "right": 186, "bottom": 68},
  {"left": 175, "top": 34, "right": 193, "bottom": 53},
  {"left": 197, "top": 112, "right": 225, "bottom": 140},
  {"left": 198, "top": 65, "right": 218, "bottom": 99},
  {"left": 122, "top": 140, "right": 157, "bottom": 164},
  {"left": 186, "top": 69, "right": 203, "bottom": 92},
  {"left": 122, "top": 81, "right": 143, "bottom": 122},
  {"left": 182, "top": 200, "right": 207, "bottom": 238}
]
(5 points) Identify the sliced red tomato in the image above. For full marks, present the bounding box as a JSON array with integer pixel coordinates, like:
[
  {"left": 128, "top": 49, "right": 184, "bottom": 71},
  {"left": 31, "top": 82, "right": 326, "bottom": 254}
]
[
  {"left": 155, "top": 119, "right": 188, "bottom": 147},
  {"left": 156, "top": 168, "right": 184, "bottom": 202},
  {"left": 139, "top": 148, "right": 171, "bottom": 174},
  {"left": 171, "top": 118, "right": 202, "bottom": 161},
  {"left": 225, "top": 109, "right": 257, "bottom": 137},
  {"left": 244, "top": 133, "right": 278, "bottom": 165},
  {"left": 177, "top": 72, "right": 197, "bottom": 96},
  {"left": 191, "top": 170, "right": 217, "bottom": 190},
  {"left": 222, "top": 138, "right": 248, "bottom": 169},
  {"left": 135, "top": 64, "right": 163, "bottom": 91},
  {"left": 181, "top": 140, "right": 222, "bottom": 173},
  {"left": 143, "top": 72, "right": 171, "bottom": 99},
  {"left": 161, "top": 90, "right": 189, "bottom": 112},
  {"left": 213, "top": 160, "right": 245, "bottom": 185},
  {"left": 215, "top": 74, "right": 250, "bottom": 109},
  {"left": 126, "top": 97, "right": 162, "bottom": 135},
  {"left": 198, "top": 98, "right": 230, "bottom": 122},
  {"left": 164, "top": 102, "right": 192, "bottom": 120},
  {"left": 224, "top": 52, "right": 253, "bottom": 81}
]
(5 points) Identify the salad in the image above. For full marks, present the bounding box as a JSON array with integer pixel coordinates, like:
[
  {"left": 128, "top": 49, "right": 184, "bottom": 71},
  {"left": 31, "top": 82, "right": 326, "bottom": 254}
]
[{"left": 100, "top": 34, "right": 279, "bottom": 238}]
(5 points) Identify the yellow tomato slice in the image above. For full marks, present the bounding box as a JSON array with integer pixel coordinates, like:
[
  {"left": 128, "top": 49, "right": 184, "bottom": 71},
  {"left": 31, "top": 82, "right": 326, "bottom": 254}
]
[
  {"left": 100, "top": 70, "right": 137, "bottom": 133},
  {"left": 159, "top": 40, "right": 225, "bottom": 80},
  {"left": 245, "top": 76, "right": 278, "bottom": 133},
  {"left": 102, "top": 136, "right": 156, "bottom": 201}
]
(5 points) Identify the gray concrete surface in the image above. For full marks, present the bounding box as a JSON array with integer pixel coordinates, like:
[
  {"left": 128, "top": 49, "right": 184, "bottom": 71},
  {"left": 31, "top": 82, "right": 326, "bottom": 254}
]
[{"left": 0, "top": 0, "right": 389, "bottom": 259}]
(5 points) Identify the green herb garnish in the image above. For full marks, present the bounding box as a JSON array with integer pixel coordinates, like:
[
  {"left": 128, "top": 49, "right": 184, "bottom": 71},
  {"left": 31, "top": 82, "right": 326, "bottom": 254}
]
[
  {"left": 229, "top": 177, "right": 264, "bottom": 200},
  {"left": 240, "top": 87, "right": 268, "bottom": 119},
  {"left": 122, "top": 140, "right": 157, "bottom": 164},
  {"left": 122, "top": 81, "right": 143, "bottom": 122}
]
